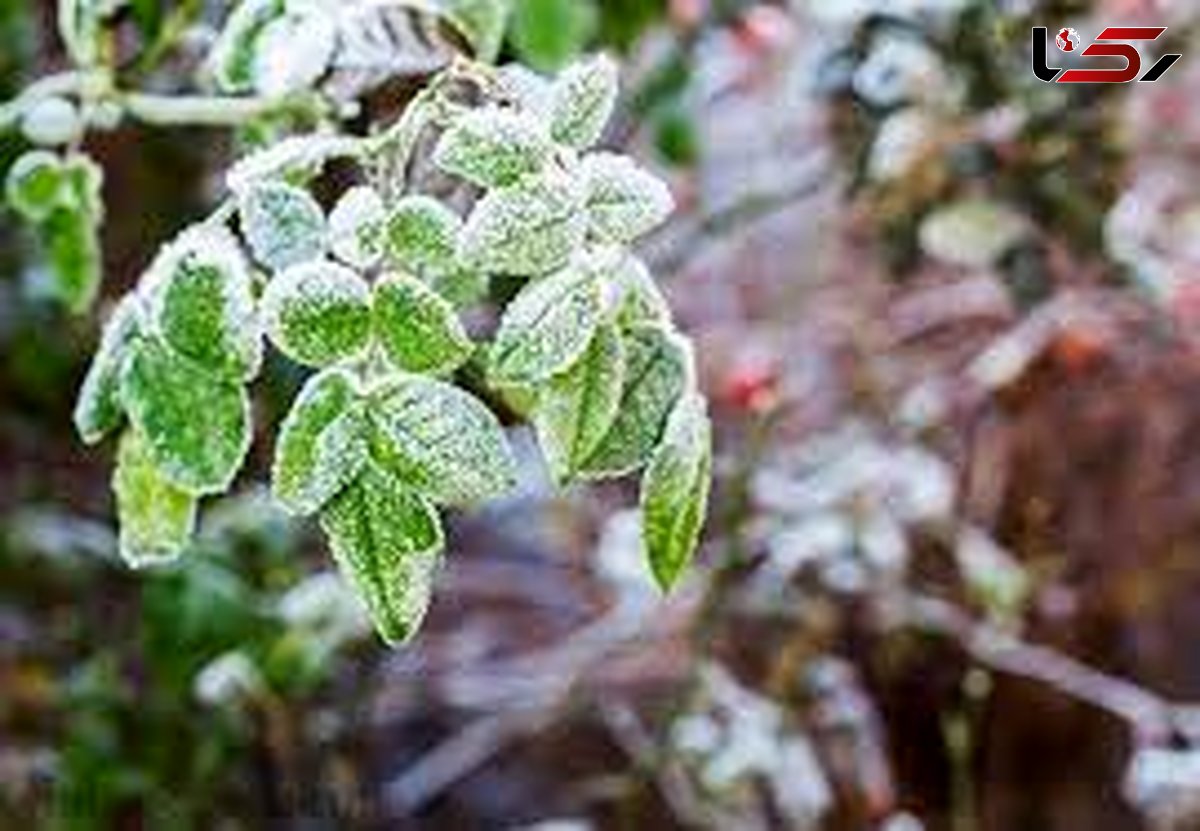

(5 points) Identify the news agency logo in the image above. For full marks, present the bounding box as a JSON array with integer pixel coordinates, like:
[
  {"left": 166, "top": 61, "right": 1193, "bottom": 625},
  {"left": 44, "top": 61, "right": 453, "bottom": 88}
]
[{"left": 1032, "top": 26, "right": 1182, "bottom": 83}]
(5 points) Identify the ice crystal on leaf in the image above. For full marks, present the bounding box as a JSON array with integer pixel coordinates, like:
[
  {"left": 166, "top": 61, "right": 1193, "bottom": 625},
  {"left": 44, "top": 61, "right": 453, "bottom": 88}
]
[
  {"left": 261, "top": 259, "right": 373, "bottom": 368},
  {"left": 238, "top": 180, "right": 328, "bottom": 271}
]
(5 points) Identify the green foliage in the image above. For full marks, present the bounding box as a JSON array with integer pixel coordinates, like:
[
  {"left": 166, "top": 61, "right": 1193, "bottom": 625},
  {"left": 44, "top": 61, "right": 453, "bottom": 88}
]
[
  {"left": 113, "top": 428, "right": 199, "bottom": 567},
  {"left": 581, "top": 152, "right": 674, "bottom": 243},
  {"left": 238, "top": 180, "right": 328, "bottom": 271},
  {"left": 373, "top": 272, "right": 474, "bottom": 375},
  {"left": 73, "top": 295, "right": 142, "bottom": 445},
  {"left": 641, "top": 393, "right": 711, "bottom": 589},
  {"left": 549, "top": 54, "right": 619, "bottom": 149},
  {"left": 509, "top": 0, "right": 597, "bottom": 72},
  {"left": 260, "top": 259, "right": 373, "bottom": 367},
  {"left": 434, "top": 106, "right": 554, "bottom": 188}
]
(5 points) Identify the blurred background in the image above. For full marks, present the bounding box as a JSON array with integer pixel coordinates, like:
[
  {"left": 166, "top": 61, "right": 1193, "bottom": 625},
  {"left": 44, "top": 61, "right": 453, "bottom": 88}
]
[{"left": 6, "top": 0, "right": 1200, "bottom": 828}]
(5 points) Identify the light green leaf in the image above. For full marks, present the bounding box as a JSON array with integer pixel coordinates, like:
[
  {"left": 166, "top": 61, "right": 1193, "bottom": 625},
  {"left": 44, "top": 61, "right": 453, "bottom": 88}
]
[
  {"left": 272, "top": 368, "right": 368, "bottom": 516},
  {"left": 319, "top": 462, "right": 444, "bottom": 645},
  {"left": 41, "top": 202, "right": 102, "bottom": 314},
  {"left": 640, "top": 392, "right": 711, "bottom": 590},
  {"left": 120, "top": 339, "right": 252, "bottom": 495},
  {"left": 581, "top": 153, "right": 674, "bottom": 243},
  {"left": 426, "top": 266, "right": 489, "bottom": 309},
  {"left": 369, "top": 374, "right": 517, "bottom": 505},
  {"left": 5, "top": 151, "right": 65, "bottom": 222},
  {"left": 508, "top": 0, "right": 597, "bottom": 72},
  {"left": 142, "top": 227, "right": 262, "bottom": 381},
  {"left": 113, "top": 428, "right": 198, "bottom": 569},
  {"left": 549, "top": 54, "right": 618, "bottom": 150},
  {"left": 374, "top": 272, "right": 474, "bottom": 375},
  {"left": 261, "top": 259, "right": 372, "bottom": 367},
  {"left": 238, "top": 180, "right": 327, "bottom": 271},
  {"left": 458, "top": 172, "right": 586, "bottom": 276},
  {"left": 74, "top": 294, "right": 142, "bottom": 445},
  {"left": 209, "top": 0, "right": 286, "bottom": 94},
  {"left": 58, "top": 0, "right": 111, "bottom": 66},
  {"left": 433, "top": 106, "right": 553, "bottom": 188},
  {"left": 579, "top": 325, "right": 689, "bottom": 478},
  {"left": 384, "top": 195, "right": 461, "bottom": 276},
  {"left": 489, "top": 258, "right": 602, "bottom": 384},
  {"left": 613, "top": 254, "right": 670, "bottom": 329},
  {"left": 329, "top": 185, "right": 386, "bottom": 270},
  {"left": 533, "top": 322, "right": 624, "bottom": 483}
]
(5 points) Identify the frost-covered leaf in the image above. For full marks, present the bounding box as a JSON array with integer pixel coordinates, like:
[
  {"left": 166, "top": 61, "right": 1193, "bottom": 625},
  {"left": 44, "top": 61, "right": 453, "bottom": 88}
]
[
  {"left": 319, "top": 462, "right": 444, "bottom": 645},
  {"left": 433, "top": 107, "right": 553, "bottom": 188},
  {"left": 209, "top": 0, "right": 286, "bottom": 94},
  {"left": 497, "top": 63, "right": 554, "bottom": 116},
  {"left": 227, "top": 134, "right": 363, "bottom": 191},
  {"left": 5, "top": 151, "right": 65, "bottom": 222},
  {"left": 369, "top": 374, "right": 517, "bottom": 505},
  {"left": 427, "top": 266, "right": 489, "bottom": 309},
  {"left": 261, "top": 259, "right": 372, "bottom": 367},
  {"left": 142, "top": 227, "right": 261, "bottom": 381},
  {"left": 385, "top": 195, "right": 460, "bottom": 276},
  {"left": 534, "top": 322, "right": 625, "bottom": 483},
  {"left": 490, "top": 258, "right": 603, "bottom": 384},
  {"left": 120, "top": 339, "right": 252, "bottom": 495},
  {"left": 113, "top": 428, "right": 197, "bottom": 568},
  {"left": 582, "top": 153, "right": 674, "bottom": 243},
  {"left": 640, "top": 392, "right": 711, "bottom": 590},
  {"left": 323, "top": 3, "right": 454, "bottom": 101},
  {"left": 273, "top": 368, "right": 367, "bottom": 516},
  {"left": 614, "top": 254, "right": 670, "bottom": 328},
  {"left": 58, "top": 0, "right": 111, "bottom": 66},
  {"left": 549, "top": 54, "right": 618, "bottom": 150},
  {"left": 374, "top": 272, "right": 474, "bottom": 375},
  {"left": 252, "top": 6, "right": 337, "bottom": 97},
  {"left": 74, "top": 295, "right": 142, "bottom": 445},
  {"left": 238, "top": 180, "right": 327, "bottom": 271},
  {"left": 435, "top": 0, "right": 510, "bottom": 62},
  {"left": 580, "top": 325, "right": 690, "bottom": 478},
  {"left": 329, "top": 185, "right": 386, "bottom": 270},
  {"left": 458, "top": 172, "right": 586, "bottom": 276}
]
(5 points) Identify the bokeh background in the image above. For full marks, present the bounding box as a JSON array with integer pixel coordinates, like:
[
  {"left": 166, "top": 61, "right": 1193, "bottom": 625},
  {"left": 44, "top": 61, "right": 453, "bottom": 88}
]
[{"left": 6, "top": 0, "right": 1200, "bottom": 828}]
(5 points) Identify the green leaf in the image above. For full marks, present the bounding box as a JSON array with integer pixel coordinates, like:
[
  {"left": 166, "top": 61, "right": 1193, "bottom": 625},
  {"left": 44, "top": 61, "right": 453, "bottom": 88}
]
[
  {"left": 435, "top": 0, "right": 511, "bottom": 62},
  {"left": 272, "top": 368, "right": 368, "bottom": 516},
  {"left": 489, "top": 258, "right": 602, "bottom": 384},
  {"left": 533, "top": 322, "right": 624, "bottom": 483},
  {"left": 120, "top": 339, "right": 252, "bottom": 495},
  {"left": 238, "top": 180, "right": 327, "bottom": 271},
  {"left": 508, "top": 0, "right": 597, "bottom": 72},
  {"left": 41, "top": 202, "right": 102, "bottom": 314},
  {"left": 74, "top": 294, "right": 142, "bottom": 445},
  {"left": 640, "top": 392, "right": 711, "bottom": 590},
  {"left": 5, "top": 150, "right": 64, "bottom": 222},
  {"left": 433, "top": 107, "right": 553, "bottom": 189},
  {"left": 113, "top": 428, "right": 198, "bottom": 568},
  {"left": 613, "top": 254, "right": 670, "bottom": 328},
  {"left": 458, "top": 172, "right": 586, "bottom": 276},
  {"left": 549, "top": 54, "right": 618, "bottom": 150},
  {"left": 369, "top": 374, "right": 517, "bottom": 505},
  {"left": 373, "top": 272, "right": 474, "bottom": 376},
  {"left": 329, "top": 185, "right": 386, "bottom": 270},
  {"left": 579, "top": 325, "right": 689, "bottom": 478},
  {"left": 261, "top": 259, "right": 372, "bottom": 367},
  {"left": 581, "top": 152, "right": 673, "bottom": 243},
  {"left": 142, "top": 227, "right": 262, "bottom": 381},
  {"left": 426, "top": 266, "right": 490, "bottom": 309},
  {"left": 319, "top": 463, "right": 444, "bottom": 645},
  {"left": 58, "top": 0, "right": 107, "bottom": 66},
  {"left": 209, "top": 0, "right": 286, "bottom": 94},
  {"left": 384, "top": 195, "right": 461, "bottom": 277}
]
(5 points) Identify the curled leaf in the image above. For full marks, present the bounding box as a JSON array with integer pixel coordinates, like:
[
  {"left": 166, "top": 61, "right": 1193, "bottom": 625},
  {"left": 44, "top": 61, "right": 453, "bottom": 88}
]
[
  {"left": 113, "top": 428, "right": 198, "bottom": 569},
  {"left": 119, "top": 339, "right": 252, "bottom": 495},
  {"left": 490, "top": 258, "right": 602, "bottom": 384},
  {"left": 534, "top": 322, "right": 625, "bottom": 483},
  {"left": 273, "top": 368, "right": 368, "bottom": 516},
  {"left": 238, "top": 180, "right": 327, "bottom": 271},
  {"left": 374, "top": 272, "right": 474, "bottom": 375},
  {"left": 549, "top": 54, "right": 618, "bottom": 150},
  {"left": 369, "top": 374, "right": 516, "bottom": 505},
  {"left": 261, "top": 259, "right": 372, "bottom": 367},
  {"left": 640, "top": 393, "right": 711, "bottom": 590},
  {"left": 319, "top": 463, "right": 444, "bottom": 645},
  {"left": 433, "top": 106, "right": 553, "bottom": 188},
  {"left": 458, "top": 172, "right": 586, "bottom": 276},
  {"left": 580, "top": 325, "right": 689, "bottom": 478}
]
